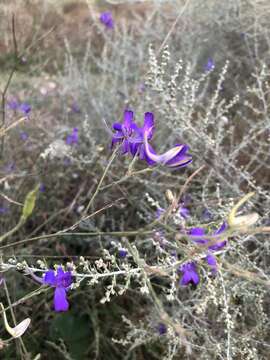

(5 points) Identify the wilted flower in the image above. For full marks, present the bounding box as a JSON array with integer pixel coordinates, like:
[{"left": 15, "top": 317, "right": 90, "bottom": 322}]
[
  {"left": 100, "top": 12, "right": 114, "bottom": 29},
  {"left": 180, "top": 262, "right": 199, "bottom": 286},
  {"left": 0, "top": 303, "right": 31, "bottom": 339},
  {"left": 43, "top": 266, "right": 73, "bottom": 312},
  {"left": 66, "top": 127, "right": 79, "bottom": 145},
  {"left": 143, "top": 115, "right": 192, "bottom": 168}
]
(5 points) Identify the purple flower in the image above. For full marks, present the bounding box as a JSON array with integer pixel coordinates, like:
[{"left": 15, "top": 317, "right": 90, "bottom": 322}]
[
  {"left": 112, "top": 110, "right": 192, "bottom": 168},
  {"left": 19, "top": 103, "right": 31, "bottom": 115},
  {"left": 156, "top": 207, "right": 165, "bottom": 219},
  {"left": 143, "top": 120, "right": 192, "bottom": 169},
  {"left": 138, "top": 83, "right": 146, "bottom": 94},
  {"left": 7, "top": 99, "right": 20, "bottom": 111},
  {"left": 43, "top": 266, "right": 72, "bottom": 312},
  {"left": 71, "top": 102, "right": 80, "bottom": 114},
  {"left": 4, "top": 162, "right": 15, "bottom": 173},
  {"left": 157, "top": 323, "right": 167, "bottom": 335},
  {"left": 7, "top": 100, "right": 31, "bottom": 114},
  {"left": 205, "top": 253, "right": 217, "bottom": 274},
  {"left": 39, "top": 183, "right": 45, "bottom": 193},
  {"left": 100, "top": 12, "right": 114, "bottom": 29},
  {"left": 189, "top": 227, "right": 208, "bottom": 245},
  {"left": 202, "top": 208, "right": 213, "bottom": 221},
  {"left": 179, "top": 206, "right": 190, "bottom": 219},
  {"left": 19, "top": 131, "right": 29, "bottom": 141},
  {"left": 118, "top": 249, "right": 128, "bottom": 258},
  {"left": 189, "top": 223, "right": 227, "bottom": 250},
  {"left": 204, "top": 58, "right": 215, "bottom": 72},
  {"left": 189, "top": 222, "right": 227, "bottom": 273},
  {"left": 66, "top": 127, "right": 79, "bottom": 145},
  {"left": 0, "top": 206, "right": 9, "bottom": 215},
  {"left": 208, "top": 222, "right": 227, "bottom": 251},
  {"left": 111, "top": 110, "right": 154, "bottom": 164},
  {"left": 130, "top": 112, "right": 156, "bottom": 165},
  {"left": 180, "top": 262, "right": 200, "bottom": 286}
]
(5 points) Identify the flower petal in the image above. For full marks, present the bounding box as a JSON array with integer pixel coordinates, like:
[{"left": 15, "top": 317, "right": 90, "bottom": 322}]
[
  {"left": 205, "top": 253, "right": 218, "bottom": 273},
  {"left": 44, "top": 270, "right": 56, "bottom": 286},
  {"left": 143, "top": 112, "right": 155, "bottom": 138},
  {"left": 190, "top": 269, "right": 200, "bottom": 285},
  {"left": 214, "top": 222, "right": 227, "bottom": 235},
  {"left": 190, "top": 227, "right": 208, "bottom": 244},
  {"left": 54, "top": 287, "right": 69, "bottom": 312},
  {"left": 205, "top": 253, "right": 217, "bottom": 267},
  {"left": 123, "top": 110, "right": 134, "bottom": 128},
  {"left": 180, "top": 271, "right": 192, "bottom": 286},
  {"left": 112, "top": 122, "right": 122, "bottom": 131},
  {"left": 190, "top": 227, "right": 205, "bottom": 236}
]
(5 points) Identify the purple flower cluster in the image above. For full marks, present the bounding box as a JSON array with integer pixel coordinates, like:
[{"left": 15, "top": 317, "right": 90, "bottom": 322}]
[
  {"left": 100, "top": 12, "right": 114, "bottom": 29},
  {"left": 7, "top": 100, "right": 31, "bottom": 115},
  {"left": 180, "top": 223, "right": 227, "bottom": 285},
  {"left": 112, "top": 110, "right": 192, "bottom": 169},
  {"left": 66, "top": 127, "right": 79, "bottom": 145}
]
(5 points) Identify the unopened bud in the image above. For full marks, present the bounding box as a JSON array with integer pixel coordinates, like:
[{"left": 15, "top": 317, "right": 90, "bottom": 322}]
[{"left": 165, "top": 189, "right": 175, "bottom": 204}]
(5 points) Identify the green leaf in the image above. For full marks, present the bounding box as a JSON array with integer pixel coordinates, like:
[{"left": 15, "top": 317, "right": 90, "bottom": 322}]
[
  {"left": 21, "top": 185, "right": 39, "bottom": 221},
  {"left": 50, "top": 313, "right": 92, "bottom": 359}
]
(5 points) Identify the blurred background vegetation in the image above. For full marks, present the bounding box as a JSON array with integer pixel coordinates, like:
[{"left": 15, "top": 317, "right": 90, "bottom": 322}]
[{"left": 0, "top": 0, "right": 269, "bottom": 359}]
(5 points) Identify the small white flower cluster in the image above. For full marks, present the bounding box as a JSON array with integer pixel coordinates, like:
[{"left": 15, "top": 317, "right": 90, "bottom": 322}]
[{"left": 40, "top": 140, "right": 72, "bottom": 160}]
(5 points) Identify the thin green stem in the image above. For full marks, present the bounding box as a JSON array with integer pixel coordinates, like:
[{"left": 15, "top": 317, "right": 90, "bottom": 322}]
[{"left": 84, "top": 146, "right": 119, "bottom": 214}]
